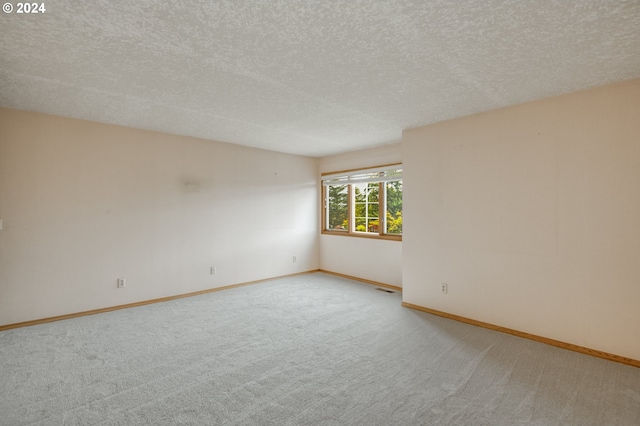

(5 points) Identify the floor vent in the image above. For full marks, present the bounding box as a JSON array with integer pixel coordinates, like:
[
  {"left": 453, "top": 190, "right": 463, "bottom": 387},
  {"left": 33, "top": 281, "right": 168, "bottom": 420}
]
[{"left": 375, "top": 287, "right": 396, "bottom": 293}]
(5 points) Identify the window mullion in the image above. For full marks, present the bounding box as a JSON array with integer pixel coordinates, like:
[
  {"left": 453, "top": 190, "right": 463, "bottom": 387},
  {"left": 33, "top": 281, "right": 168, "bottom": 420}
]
[
  {"left": 348, "top": 184, "right": 353, "bottom": 233},
  {"left": 323, "top": 185, "right": 332, "bottom": 232},
  {"left": 379, "top": 182, "right": 384, "bottom": 236},
  {"left": 322, "top": 185, "right": 326, "bottom": 231}
]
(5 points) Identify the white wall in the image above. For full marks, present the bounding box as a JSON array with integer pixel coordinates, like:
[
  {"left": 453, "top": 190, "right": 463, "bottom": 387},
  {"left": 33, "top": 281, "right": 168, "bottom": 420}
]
[
  {"left": 319, "top": 143, "right": 402, "bottom": 287},
  {"left": 402, "top": 78, "right": 640, "bottom": 360},
  {"left": 0, "top": 109, "right": 320, "bottom": 325}
]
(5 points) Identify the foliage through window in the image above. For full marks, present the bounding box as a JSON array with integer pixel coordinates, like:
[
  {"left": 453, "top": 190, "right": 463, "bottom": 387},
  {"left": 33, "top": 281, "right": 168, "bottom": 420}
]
[{"left": 322, "top": 165, "right": 402, "bottom": 239}]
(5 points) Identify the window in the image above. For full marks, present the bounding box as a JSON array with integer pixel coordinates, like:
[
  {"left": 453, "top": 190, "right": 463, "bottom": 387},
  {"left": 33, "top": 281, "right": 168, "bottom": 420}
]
[{"left": 322, "top": 164, "right": 402, "bottom": 240}]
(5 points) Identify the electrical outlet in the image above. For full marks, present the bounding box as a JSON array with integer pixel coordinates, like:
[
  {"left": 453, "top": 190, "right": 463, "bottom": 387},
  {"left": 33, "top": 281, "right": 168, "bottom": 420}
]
[
  {"left": 117, "top": 278, "right": 126, "bottom": 288},
  {"left": 440, "top": 283, "right": 448, "bottom": 294},
  {"left": 210, "top": 266, "right": 216, "bottom": 275},
  {"left": 293, "top": 255, "right": 297, "bottom": 263}
]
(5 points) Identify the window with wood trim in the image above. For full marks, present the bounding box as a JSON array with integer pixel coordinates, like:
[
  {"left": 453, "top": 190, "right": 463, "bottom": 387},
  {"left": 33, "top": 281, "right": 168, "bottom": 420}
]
[{"left": 322, "top": 165, "right": 402, "bottom": 240}]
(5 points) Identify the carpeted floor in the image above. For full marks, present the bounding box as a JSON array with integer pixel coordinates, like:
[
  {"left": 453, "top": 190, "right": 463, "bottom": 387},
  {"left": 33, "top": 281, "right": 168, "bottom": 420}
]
[{"left": 1, "top": 272, "right": 639, "bottom": 425}]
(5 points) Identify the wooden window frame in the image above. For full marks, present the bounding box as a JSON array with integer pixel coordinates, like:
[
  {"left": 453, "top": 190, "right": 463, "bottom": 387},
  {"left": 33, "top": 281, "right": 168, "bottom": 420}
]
[{"left": 321, "top": 164, "right": 402, "bottom": 241}]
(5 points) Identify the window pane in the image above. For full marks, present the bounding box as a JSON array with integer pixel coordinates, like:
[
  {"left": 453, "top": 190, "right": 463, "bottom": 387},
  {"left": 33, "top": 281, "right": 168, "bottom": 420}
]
[
  {"left": 385, "top": 180, "right": 402, "bottom": 234},
  {"left": 354, "top": 185, "right": 366, "bottom": 202},
  {"left": 367, "top": 182, "right": 379, "bottom": 202},
  {"left": 327, "top": 185, "right": 348, "bottom": 230},
  {"left": 353, "top": 182, "right": 379, "bottom": 233},
  {"left": 369, "top": 202, "right": 379, "bottom": 217}
]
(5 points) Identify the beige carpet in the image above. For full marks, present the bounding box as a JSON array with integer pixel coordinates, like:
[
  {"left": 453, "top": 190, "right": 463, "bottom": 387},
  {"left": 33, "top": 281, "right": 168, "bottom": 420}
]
[{"left": 1, "top": 272, "right": 639, "bottom": 425}]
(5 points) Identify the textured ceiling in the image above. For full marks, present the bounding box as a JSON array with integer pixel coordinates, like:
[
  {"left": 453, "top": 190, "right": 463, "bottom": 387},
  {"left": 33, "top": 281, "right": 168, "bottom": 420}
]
[{"left": 1, "top": 1, "right": 640, "bottom": 157}]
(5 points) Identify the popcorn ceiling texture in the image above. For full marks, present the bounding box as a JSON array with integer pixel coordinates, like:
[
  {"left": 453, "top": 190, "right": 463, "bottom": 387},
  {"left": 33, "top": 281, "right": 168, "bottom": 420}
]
[{"left": 1, "top": 0, "right": 640, "bottom": 156}]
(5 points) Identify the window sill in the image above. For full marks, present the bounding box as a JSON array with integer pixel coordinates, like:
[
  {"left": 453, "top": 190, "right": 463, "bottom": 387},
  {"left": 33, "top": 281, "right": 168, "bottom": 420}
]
[{"left": 321, "top": 230, "right": 402, "bottom": 241}]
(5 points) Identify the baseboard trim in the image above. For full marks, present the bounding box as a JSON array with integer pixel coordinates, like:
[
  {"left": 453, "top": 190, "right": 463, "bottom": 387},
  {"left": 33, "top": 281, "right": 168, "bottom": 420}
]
[
  {"left": 402, "top": 302, "right": 640, "bottom": 369},
  {"left": 0, "top": 270, "right": 321, "bottom": 331},
  {"left": 319, "top": 270, "right": 402, "bottom": 292}
]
